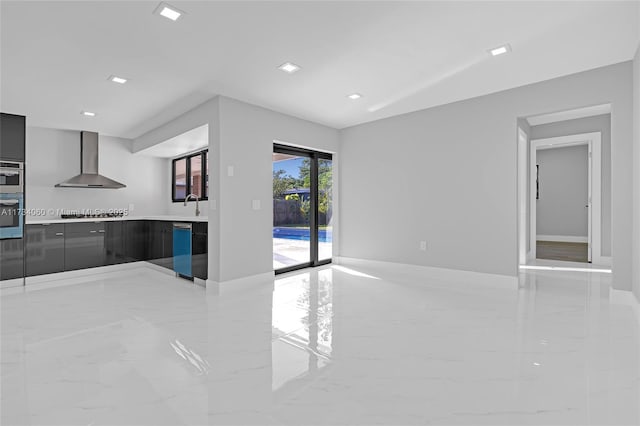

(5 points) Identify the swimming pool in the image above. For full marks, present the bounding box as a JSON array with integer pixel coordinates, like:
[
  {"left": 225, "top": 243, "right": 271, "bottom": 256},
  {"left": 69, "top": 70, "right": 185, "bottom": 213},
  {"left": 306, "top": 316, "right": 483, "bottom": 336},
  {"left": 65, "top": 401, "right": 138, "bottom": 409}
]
[{"left": 273, "top": 227, "right": 332, "bottom": 242}]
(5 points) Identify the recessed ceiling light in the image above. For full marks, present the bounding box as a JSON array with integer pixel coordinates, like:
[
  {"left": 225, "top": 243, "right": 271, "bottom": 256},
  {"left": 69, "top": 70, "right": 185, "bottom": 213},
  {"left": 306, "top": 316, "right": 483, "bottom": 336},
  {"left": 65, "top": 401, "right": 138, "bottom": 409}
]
[
  {"left": 489, "top": 44, "right": 511, "bottom": 57},
  {"left": 82, "top": 111, "right": 96, "bottom": 117},
  {"left": 109, "top": 75, "right": 128, "bottom": 84},
  {"left": 347, "top": 93, "right": 362, "bottom": 100},
  {"left": 154, "top": 2, "right": 184, "bottom": 21},
  {"left": 278, "top": 62, "right": 301, "bottom": 74}
]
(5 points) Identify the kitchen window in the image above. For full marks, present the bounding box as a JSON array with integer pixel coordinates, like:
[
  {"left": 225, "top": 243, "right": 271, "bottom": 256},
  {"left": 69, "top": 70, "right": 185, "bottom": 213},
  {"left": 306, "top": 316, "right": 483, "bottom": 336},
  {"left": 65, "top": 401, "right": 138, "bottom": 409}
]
[{"left": 172, "top": 150, "right": 208, "bottom": 202}]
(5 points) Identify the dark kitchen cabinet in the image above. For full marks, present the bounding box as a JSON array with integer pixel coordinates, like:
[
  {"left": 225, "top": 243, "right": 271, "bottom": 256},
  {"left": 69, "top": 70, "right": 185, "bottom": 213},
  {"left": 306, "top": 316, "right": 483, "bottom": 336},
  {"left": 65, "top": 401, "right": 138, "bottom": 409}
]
[
  {"left": 21, "top": 219, "right": 208, "bottom": 280},
  {"left": 192, "top": 222, "right": 208, "bottom": 280},
  {"left": 105, "top": 221, "right": 125, "bottom": 265},
  {"left": 0, "top": 113, "right": 26, "bottom": 161},
  {"left": 0, "top": 238, "right": 24, "bottom": 280},
  {"left": 64, "top": 222, "right": 105, "bottom": 271},
  {"left": 148, "top": 221, "right": 173, "bottom": 269},
  {"left": 124, "top": 220, "right": 148, "bottom": 262},
  {"left": 25, "top": 224, "right": 65, "bottom": 276}
]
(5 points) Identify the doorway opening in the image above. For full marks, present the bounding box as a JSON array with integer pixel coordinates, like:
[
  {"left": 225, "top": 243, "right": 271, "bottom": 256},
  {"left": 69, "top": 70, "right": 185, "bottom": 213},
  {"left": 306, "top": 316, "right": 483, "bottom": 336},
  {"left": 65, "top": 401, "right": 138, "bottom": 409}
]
[
  {"left": 528, "top": 132, "right": 602, "bottom": 264},
  {"left": 272, "top": 144, "right": 332, "bottom": 274}
]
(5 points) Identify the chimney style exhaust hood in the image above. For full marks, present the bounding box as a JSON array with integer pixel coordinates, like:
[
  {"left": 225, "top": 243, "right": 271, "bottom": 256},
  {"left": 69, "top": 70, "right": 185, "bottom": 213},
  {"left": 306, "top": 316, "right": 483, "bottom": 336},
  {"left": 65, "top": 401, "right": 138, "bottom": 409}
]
[{"left": 55, "top": 131, "right": 126, "bottom": 189}]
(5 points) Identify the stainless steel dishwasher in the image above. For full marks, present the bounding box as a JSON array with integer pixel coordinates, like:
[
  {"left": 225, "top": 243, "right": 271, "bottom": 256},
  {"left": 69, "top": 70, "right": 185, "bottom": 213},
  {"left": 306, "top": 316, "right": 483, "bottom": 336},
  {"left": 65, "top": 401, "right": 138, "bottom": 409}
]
[{"left": 173, "top": 222, "right": 192, "bottom": 278}]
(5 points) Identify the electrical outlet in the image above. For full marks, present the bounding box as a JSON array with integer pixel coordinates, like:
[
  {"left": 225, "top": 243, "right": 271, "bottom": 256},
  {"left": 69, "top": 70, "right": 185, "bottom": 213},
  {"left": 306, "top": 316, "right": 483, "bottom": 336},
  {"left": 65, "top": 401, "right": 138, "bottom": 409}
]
[
  {"left": 128, "top": 203, "right": 135, "bottom": 212},
  {"left": 419, "top": 241, "right": 427, "bottom": 251}
]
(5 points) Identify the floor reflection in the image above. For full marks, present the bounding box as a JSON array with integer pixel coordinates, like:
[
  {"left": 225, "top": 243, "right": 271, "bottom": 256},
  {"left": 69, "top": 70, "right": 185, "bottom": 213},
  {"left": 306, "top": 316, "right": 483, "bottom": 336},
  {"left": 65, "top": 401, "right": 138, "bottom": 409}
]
[
  {"left": 2, "top": 263, "right": 638, "bottom": 425},
  {"left": 272, "top": 268, "right": 334, "bottom": 391}
]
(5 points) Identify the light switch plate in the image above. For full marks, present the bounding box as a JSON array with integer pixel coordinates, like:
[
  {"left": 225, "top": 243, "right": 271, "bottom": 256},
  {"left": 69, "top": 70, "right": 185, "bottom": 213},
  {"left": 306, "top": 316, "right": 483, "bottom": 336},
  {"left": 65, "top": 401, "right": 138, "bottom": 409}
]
[
  {"left": 252, "top": 199, "right": 261, "bottom": 210},
  {"left": 227, "top": 166, "right": 234, "bottom": 177}
]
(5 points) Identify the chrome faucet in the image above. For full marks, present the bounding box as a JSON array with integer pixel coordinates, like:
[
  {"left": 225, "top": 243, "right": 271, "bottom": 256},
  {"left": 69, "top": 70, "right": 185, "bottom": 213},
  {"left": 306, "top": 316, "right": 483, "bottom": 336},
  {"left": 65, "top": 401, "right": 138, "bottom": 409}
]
[{"left": 184, "top": 193, "right": 200, "bottom": 216}]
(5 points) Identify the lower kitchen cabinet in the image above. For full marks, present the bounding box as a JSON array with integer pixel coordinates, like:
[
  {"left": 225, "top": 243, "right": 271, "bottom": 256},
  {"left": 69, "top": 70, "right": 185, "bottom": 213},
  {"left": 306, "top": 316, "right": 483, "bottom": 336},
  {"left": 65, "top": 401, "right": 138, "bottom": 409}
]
[
  {"left": 25, "top": 224, "right": 64, "bottom": 276},
  {"left": 22, "top": 219, "right": 208, "bottom": 280},
  {"left": 0, "top": 237, "right": 24, "bottom": 280},
  {"left": 147, "top": 221, "right": 173, "bottom": 269},
  {"left": 64, "top": 222, "right": 105, "bottom": 271},
  {"left": 147, "top": 220, "right": 207, "bottom": 280},
  {"left": 105, "top": 221, "right": 125, "bottom": 265},
  {"left": 124, "top": 220, "right": 148, "bottom": 262},
  {"left": 192, "top": 222, "right": 208, "bottom": 280}
]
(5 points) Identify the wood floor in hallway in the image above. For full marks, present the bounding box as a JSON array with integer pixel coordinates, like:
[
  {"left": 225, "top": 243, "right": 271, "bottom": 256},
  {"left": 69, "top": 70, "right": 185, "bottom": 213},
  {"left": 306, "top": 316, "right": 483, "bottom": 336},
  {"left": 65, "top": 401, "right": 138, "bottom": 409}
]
[{"left": 536, "top": 240, "right": 588, "bottom": 263}]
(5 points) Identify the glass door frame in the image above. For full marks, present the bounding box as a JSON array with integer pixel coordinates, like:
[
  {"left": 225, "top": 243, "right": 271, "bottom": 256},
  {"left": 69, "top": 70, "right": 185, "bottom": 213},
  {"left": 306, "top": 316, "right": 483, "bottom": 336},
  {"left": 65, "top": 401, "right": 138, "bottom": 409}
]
[{"left": 273, "top": 144, "right": 332, "bottom": 274}]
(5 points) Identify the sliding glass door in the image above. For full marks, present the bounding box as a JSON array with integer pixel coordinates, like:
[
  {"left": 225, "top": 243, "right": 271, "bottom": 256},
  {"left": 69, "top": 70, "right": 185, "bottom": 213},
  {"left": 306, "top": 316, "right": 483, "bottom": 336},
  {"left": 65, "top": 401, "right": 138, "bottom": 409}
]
[
  {"left": 317, "top": 158, "right": 333, "bottom": 262},
  {"left": 272, "top": 145, "right": 332, "bottom": 273}
]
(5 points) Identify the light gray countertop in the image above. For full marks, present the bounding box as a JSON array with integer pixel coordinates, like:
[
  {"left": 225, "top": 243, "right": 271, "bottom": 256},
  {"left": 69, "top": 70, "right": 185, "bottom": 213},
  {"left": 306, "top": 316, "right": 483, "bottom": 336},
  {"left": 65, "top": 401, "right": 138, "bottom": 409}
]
[{"left": 26, "top": 215, "right": 208, "bottom": 225}]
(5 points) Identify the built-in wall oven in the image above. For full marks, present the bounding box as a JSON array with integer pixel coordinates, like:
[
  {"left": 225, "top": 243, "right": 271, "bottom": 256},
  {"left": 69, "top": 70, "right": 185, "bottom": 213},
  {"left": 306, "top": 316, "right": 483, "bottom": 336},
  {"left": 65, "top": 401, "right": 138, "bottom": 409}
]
[
  {"left": 0, "top": 161, "right": 24, "bottom": 193},
  {"left": 0, "top": 193, "right": 23, "bottom": 239},
  {"left": 0, "top": 161, "right": 24, "bottom": 239}
]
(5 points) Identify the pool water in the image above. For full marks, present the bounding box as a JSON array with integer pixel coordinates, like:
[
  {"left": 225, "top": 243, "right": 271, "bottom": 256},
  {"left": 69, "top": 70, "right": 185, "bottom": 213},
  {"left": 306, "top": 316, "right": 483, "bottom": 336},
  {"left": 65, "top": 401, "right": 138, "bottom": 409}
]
[{"left": 273, "top": 227, "right": 332, "bottom": 242}]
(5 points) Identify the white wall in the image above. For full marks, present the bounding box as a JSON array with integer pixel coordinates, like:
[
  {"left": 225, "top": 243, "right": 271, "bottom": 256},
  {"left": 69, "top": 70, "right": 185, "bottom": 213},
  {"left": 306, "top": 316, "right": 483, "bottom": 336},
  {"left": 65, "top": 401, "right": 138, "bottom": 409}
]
[
  {"left": 216, "top": 96, "right": 339, "bottom": 282},
  {"left": 134, "top": 96, "right": 340, "bottom": 283},
  {"left": 517, "top": 118, "right": 531, "bottom": 257},
  {"left": 134, "top": 98, "right": 221, "bottom": 281},
  {"left": 25, "top": 127, "right": 167, "bottom": 219},
  {"left": 530, "top": 114, "right": 612, "bottom": 255},
  {"left": 340, "top": 62, "right": 633, "bottom": 288},
  {"left": 633, "top": 44, "right": 640, "bottom": 302},
  {"left": 535, "top": 145, "right": 589, "bottom": 239}
]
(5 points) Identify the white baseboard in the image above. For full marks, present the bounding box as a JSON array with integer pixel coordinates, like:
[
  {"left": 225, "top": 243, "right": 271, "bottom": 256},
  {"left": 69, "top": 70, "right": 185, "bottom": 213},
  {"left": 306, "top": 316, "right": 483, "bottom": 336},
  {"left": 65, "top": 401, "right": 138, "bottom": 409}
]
[
  {"left": 206, "top": 271, "right": 275, "bottom": 294},
  {"left": 334, "top": 256, "right": 518, "bottom": 289},
  {"left": 24, "top": 262, "right": 144, "bottom": 285},
  {"left": 1, "top": 262, "right": 200, "bottom": 296},
  {"left": 0, "top": 277, "right": 24, "bottom": 289},
  {"left": 1, "top": 262, "right": 150, "bottom": 295},
  {"left": 537, "top": 235, "right": 588, "bottom": 243}
]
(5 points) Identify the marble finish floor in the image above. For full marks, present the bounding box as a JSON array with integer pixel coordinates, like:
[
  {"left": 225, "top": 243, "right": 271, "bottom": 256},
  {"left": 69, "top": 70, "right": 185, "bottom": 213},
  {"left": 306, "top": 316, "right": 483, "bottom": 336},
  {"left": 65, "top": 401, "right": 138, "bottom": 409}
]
[{"left": 1, "top": 263, "right": 639, "bottom": 425}]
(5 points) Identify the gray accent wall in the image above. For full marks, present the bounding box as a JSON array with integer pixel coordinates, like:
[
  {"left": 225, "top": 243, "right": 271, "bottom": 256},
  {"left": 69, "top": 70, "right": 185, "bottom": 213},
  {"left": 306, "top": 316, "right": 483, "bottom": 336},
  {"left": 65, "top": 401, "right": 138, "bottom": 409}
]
[
  {"left": 340, "top": 62, "right": 633, "bottom": 290},
  {"left": 535, "top": 145, "right": 589, "bottom": 239},
  {"left": 530, "top": 114, "right": 612, "bottom": 255}
]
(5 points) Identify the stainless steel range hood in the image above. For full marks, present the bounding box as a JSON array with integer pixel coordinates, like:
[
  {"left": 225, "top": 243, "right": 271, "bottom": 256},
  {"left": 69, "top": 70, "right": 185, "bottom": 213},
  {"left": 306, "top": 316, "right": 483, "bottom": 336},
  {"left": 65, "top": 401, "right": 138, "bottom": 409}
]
[{"left": 55, "top": 131, "right": 126, "bottom": 189}]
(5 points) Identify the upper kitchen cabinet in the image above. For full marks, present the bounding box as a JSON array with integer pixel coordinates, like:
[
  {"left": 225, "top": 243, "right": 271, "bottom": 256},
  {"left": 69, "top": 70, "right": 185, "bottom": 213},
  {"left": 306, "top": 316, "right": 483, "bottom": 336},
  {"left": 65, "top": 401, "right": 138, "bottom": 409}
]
[{"left": 0, "top": 113, "right": 26, "bottom": 161}]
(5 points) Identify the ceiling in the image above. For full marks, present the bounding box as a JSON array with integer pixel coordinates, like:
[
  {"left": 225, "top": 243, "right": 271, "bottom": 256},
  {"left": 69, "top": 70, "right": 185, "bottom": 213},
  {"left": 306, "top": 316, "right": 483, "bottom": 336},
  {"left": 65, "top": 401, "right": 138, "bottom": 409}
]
[
  {"left": 136, "top": 124, "right": 208, "bottom": 157},
  {"left": 526, "top": 104, "right": 611, "bottom": 127},
  {"left": 1, "top": 1, "right": 638, "bottom": 139}
]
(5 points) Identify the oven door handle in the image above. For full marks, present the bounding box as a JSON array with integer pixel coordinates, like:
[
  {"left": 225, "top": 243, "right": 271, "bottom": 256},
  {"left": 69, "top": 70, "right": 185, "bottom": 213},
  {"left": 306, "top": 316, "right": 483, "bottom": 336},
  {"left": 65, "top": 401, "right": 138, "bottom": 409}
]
[{"left": 0, "top": 200, "right": 19, "bottom": 205}]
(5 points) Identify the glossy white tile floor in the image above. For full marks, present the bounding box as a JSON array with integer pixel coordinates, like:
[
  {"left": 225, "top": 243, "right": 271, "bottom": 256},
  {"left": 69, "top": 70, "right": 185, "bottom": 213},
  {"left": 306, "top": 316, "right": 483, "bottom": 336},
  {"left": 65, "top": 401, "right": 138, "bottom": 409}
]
[{"left": 1, "top": 263, "right": 639, "bottom": 425}]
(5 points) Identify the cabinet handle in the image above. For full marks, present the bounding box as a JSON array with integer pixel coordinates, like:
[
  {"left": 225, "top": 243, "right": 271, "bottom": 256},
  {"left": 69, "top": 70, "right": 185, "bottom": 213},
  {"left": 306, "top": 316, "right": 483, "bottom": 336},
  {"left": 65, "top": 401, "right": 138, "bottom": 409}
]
[
  {"left": 98, "top": 230, "right": 105, "bottom": 233},
  {"left": 89, "top": 230, "right": 97, "bottom": 233},
  {"left": 55, "top": 232, "right": 64, "bottom": 236}
]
